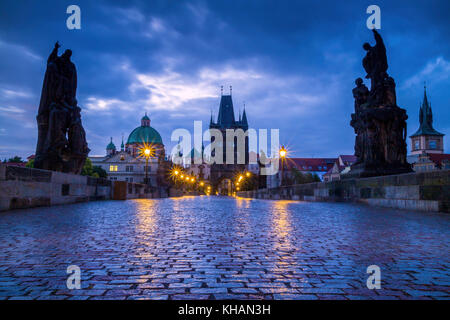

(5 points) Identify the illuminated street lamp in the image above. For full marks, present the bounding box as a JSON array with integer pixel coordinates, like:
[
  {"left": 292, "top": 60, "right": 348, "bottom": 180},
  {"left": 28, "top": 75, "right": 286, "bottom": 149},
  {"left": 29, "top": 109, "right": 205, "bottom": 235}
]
[
  {"left": 246, "top": 171, "right": 251, "bottom": 177},
  {"left": 279, "top": 146, "right": 287, "bottom": 186},
  {"left": 279, "top": 146, "right": 287, "bottom": 159}
]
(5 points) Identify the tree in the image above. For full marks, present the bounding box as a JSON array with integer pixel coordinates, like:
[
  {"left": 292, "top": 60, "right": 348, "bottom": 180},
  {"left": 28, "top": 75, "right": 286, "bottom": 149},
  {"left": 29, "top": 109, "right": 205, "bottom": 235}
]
[
  {"left": 81, "top": 158, "right": 94, "bottom": 176},
  {"left": 26, "top": 159, "right": 34, "bottom": 168},
  {"left": 313, "top": 173, "right": 321, "bottom": 182},
  {"left": 7, "top": 156, "right": 23, "bottom": 163},
  {"left": 92, "top": 165, "right": 107, "bottom": 178}
]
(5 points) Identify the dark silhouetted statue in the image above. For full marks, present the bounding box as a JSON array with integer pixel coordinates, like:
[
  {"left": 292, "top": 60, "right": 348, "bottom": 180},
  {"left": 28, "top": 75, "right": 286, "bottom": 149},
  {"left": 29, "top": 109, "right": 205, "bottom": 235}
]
[
  {"left": 34, "top": 42, "right": 89, "bottom": 174},
  {"left": 347, "top": 30, "right": 411, "bottom": 178}
]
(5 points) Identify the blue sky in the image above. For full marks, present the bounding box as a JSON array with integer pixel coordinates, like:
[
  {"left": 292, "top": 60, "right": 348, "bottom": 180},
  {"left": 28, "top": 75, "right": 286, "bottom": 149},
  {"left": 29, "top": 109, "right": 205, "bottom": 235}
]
[{"left": 0, "top": 0, "right": 449, "bottom": 160}]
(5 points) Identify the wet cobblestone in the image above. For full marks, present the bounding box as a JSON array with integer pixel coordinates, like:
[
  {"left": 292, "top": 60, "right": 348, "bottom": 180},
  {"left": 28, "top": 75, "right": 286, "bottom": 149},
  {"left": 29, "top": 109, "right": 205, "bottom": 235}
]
[{"left": 0, "top": 197, "right": 449, "bottom": 300}]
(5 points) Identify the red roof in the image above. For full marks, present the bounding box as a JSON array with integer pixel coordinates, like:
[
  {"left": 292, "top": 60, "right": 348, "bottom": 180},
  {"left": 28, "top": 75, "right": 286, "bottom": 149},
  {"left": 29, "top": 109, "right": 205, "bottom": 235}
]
[
  {"left": 339, "top": 155, "right": 357, "bottom": 165},
  {"left": 281, "top": 158, "right": 337, "bottom": 172},
  {"left": 4, "top": 162, "right": 26, "bottom": 167},
  {"left": 428, "top": 154, "right": 450, "bottom": 167}
]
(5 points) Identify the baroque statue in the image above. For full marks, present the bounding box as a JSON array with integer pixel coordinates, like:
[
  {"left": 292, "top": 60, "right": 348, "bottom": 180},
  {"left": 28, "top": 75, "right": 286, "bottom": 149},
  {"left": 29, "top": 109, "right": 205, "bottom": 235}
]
[
  {"left": 347, "top": 30, "right": 411, "bottom": 178},
  {"left": 34, "top": 42, "right": 89, "bottom": 174}
]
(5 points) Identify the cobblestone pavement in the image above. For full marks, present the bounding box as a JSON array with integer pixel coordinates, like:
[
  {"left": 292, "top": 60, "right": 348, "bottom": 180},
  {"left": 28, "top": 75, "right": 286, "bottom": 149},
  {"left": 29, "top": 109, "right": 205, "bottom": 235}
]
[{"left": 0, "top": 197, "right": 449, "bottom": 300}]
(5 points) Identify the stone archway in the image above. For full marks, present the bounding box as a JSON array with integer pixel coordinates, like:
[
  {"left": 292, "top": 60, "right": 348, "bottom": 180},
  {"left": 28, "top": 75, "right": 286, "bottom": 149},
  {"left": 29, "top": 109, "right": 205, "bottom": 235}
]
[{"left": 209, "top": 164, "right": 246, "bottom": 196}]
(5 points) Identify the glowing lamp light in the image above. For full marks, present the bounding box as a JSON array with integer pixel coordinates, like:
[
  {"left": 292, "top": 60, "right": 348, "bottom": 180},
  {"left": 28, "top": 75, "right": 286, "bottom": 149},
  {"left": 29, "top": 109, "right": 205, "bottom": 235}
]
[
  {"left": 279, "top": 146, "right": 287, "bottom": 158},
  {"left": 174, "top": 170, "right": 179, "bottom": 175},
  {"left": 180, "top": 175, "right": 184, "bottom": 179},
  {"left": 246, "top": 172, "right": 251, "bottom": 177},
  {"left": 200, "top": 182, "right": 204, "bottom": 186},
  {"left": 144, "top": 149, "right": 151, "bottom": 157}
]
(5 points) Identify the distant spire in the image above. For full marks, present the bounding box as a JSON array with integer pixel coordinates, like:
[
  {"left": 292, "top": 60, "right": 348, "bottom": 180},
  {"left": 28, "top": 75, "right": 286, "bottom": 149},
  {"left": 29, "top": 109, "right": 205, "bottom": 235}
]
[
  {"left": 242, "top": 105, "right": 248, "bottom": 127},
  {"left": 220, "top": 85, "right": 223, "bottom": 96},
  {"left": 230, "top": 85, "right": 232, "bottom": 96},
  {"left": 210, "top": 109, "right": 214, "bottom": 125},
  {"left": 411, "top": 83, "right": 443, "bottom": 138},
  {"left": 121, "top": 133, "right": 124, "bottom": 151}
]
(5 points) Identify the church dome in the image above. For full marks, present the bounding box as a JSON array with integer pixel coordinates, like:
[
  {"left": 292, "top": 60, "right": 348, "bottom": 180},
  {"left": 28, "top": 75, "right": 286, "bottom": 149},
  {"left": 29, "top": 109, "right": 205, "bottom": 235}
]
[
  {"left": 106, "top": 137, "right": 116, "bottom": 150},
  {"left": 127, "top": 126, "right": 163, "bottom": 145}
]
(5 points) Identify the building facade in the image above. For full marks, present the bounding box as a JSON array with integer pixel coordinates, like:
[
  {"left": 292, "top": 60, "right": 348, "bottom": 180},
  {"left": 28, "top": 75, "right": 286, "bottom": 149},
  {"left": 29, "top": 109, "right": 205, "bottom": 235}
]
[
  {"left": 407, "top": 86, "right": 448, "bottom": 172},
  {"left": 90, "top": 114, "right": 165, "bottom": 186},
  {"left": 267, "top": 157, "right": 337, "bottom": 188}
]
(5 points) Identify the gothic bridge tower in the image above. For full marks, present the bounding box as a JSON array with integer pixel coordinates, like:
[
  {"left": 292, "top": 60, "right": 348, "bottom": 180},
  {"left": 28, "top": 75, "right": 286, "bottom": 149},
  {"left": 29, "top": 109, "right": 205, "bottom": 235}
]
[{"left": 209, "top": 87, "right": 249, "bottom": 194}]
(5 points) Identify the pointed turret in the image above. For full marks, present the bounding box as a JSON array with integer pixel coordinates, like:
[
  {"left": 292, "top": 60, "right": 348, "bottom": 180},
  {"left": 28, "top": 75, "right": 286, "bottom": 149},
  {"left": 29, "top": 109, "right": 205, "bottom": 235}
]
[
  {"left": 216, "top": 94, "right": 236, "bottom": 128},
  {"left": 242, "top": 107, "right": 248, "bottom": 128},
  {"left": 411, "top": 85, "right": 443, "bottom": 137},
  {"left": 120, "top": 134, "right": 124, "bottom": 151},
  {"left": 410, "top": 85, "right": 444, "bottom": 155},
  {"left": 210, "top": 110, "right": 214, "bottom": 126}
]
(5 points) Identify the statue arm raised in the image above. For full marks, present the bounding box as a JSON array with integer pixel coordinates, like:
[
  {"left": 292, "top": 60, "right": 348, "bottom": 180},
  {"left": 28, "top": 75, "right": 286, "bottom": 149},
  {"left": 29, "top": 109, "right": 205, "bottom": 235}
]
[
  {"left": 47, "top": 42, "right": 60, "bottom": 64},
  {"left": 373, "top": 29, "right": 385, "bottom": 51}
]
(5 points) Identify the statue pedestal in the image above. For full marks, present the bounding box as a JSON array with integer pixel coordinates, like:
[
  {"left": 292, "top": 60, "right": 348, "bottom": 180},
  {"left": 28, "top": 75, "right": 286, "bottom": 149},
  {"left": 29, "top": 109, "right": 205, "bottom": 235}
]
[{"left": 346, "top": 105, "right": 412, "bottom": 179}]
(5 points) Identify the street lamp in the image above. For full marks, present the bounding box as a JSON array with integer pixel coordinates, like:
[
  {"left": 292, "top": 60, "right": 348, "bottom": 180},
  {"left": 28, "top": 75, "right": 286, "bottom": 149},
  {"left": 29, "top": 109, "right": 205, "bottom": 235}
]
[
  {"left": 144, "top": 148, "right": 151, "bottom": 185},
  {"left": 279, "top": 146, "right": 287, "bottom": 186}
]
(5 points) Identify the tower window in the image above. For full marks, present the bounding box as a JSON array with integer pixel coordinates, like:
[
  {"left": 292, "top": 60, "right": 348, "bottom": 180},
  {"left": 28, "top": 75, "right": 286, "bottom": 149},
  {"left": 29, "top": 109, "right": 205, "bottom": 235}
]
[
  {"left": 429, "top": 140, "right": 437, "bottom": 149},
  {"left": 109, "top": 165, "right": 118, "bottom": 172},
  {"left": 414, "top": 140, "right": 420, "bottom": 150}
]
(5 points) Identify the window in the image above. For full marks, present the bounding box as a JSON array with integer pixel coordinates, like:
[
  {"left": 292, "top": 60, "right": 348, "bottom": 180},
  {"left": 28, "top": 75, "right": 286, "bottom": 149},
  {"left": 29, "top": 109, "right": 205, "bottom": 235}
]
[
  {"left": 429, "top": 140, "right": 437, "bottom": 149},
  {"left": 126, "top": 165, "right": 134, "bottom": 172},
  {"left": 414, "top": 140, "right": 420, "bottom": 150},
  {"left": 109, "top": 165, "right": 118, "bottom": 172}
]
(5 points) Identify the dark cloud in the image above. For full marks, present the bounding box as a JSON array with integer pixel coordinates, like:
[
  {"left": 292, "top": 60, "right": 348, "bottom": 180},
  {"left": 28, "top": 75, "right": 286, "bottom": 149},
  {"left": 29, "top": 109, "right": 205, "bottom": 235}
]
[{"left": 0, "top": 0, "right": 449, "bottom": 160}]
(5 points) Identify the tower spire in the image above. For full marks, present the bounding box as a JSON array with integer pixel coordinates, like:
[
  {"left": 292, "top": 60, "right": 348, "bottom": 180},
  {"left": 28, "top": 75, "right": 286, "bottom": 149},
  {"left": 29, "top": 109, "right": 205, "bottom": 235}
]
[
  {"left": 220, "top": 85, "right": 223, "bottom": 96},
  {"left": 230, "top": 85, "right": 232, "bottom": 96}
]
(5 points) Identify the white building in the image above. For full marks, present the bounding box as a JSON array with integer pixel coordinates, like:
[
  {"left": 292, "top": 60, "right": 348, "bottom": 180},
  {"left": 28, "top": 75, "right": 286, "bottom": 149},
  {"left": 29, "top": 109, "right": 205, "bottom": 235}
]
[{"left": 90, "top": 114, "right": 165, "bottom": 186}]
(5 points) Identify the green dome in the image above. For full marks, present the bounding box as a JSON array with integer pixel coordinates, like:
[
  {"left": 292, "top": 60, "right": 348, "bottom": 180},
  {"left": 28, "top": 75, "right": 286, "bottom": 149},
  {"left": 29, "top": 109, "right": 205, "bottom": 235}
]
[
  {"left": 106, "top": 138, "right": 116, "bottom": 150},
  {"left": 127, "top": 126, "right": 163, "bottom": 145}
]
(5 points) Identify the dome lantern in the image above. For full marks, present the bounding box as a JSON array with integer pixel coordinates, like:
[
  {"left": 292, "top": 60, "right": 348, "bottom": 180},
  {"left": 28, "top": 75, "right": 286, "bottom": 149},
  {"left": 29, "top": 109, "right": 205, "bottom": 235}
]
[
  {"left": 106, "top": 137, "right": 116, "bottom": 155},
  {"left": 141, "top": 112, "right": 150, "bottom": 127}
]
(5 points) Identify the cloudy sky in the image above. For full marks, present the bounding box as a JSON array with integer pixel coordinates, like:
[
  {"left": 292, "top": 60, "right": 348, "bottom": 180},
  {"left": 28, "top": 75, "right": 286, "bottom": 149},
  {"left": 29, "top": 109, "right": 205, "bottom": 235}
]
[{"left": 0, "top": 0, "right": 449, "bottom": 160}]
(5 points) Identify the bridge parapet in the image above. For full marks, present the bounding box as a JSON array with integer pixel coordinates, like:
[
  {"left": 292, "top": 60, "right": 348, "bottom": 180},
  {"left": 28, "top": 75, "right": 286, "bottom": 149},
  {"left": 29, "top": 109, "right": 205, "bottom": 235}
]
[{"left": 237, "top": 170, "right": 450, "bottom": 213}]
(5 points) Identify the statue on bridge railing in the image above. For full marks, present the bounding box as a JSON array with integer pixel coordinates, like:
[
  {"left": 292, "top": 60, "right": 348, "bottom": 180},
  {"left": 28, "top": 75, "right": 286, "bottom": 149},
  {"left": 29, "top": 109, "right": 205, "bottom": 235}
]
[
  {"left": 347, "top": 30, "right": 411, "bottom": 178},
  {"left": 34, "top": 42, "right": 89, "bottom": 174}
]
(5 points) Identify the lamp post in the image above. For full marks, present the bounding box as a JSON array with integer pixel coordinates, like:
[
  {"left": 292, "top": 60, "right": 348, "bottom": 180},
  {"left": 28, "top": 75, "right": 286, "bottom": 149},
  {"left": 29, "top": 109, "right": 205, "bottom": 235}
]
[
  {"left": 279, "top": 146, "right": 287, "bottom": 186},
  {"left": 144, "top": 148, "right": 151, "bottom": 185}
]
